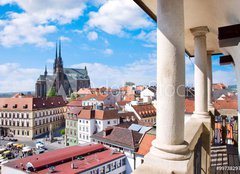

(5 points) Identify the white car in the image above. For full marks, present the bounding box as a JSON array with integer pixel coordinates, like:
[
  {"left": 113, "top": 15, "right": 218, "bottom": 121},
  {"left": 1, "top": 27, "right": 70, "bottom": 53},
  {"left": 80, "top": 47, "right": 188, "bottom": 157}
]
[{"left": 36, "top": 143, "right": 44, "bottom": 149}]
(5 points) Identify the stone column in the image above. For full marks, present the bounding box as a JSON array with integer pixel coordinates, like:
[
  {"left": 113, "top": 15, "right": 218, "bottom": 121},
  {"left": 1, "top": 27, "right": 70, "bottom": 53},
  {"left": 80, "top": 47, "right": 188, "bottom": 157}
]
[
  {"left": 137, "top": 0, "right": 190, "bottom": 171},
  {"left": 191, "top": 26, "right": 209, "bottom": 118},
  {"left": 207, "top": 51, "right": 214, "bottom": 109}
]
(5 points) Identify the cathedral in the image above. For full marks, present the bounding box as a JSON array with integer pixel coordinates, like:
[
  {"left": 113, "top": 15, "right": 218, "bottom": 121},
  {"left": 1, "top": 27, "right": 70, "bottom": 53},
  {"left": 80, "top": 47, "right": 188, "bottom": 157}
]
[{"left": 35, "top": 41, "right": 91, "bottom": 98}]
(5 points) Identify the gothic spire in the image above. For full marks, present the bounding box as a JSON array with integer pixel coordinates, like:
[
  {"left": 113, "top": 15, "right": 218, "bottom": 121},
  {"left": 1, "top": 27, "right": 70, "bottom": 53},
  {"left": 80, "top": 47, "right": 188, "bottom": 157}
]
[
  {"left": 44, "top": 65, "right": 48, "bottom": 76},
  {"left": 59, "top": 39, "right": 61, "bottom": 58},
  {"left": 55, "top": 41, "right": 58, "bottom": 59}
]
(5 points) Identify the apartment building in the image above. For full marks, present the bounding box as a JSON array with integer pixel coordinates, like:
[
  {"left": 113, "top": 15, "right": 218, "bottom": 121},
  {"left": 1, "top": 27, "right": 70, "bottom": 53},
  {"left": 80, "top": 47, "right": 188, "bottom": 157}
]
[{"left": 0, "top": 94, "right": 66, "bottom": 139}]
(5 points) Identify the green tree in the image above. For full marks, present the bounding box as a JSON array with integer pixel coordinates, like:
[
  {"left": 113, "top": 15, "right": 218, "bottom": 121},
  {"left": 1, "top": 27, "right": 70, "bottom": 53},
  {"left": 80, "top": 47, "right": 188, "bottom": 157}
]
[
  {"left": 60, "top": 129, "right": 65, "bottom": 135},
  {"left": 47, "top": 87, "right": 57, "bottom": 97},
  {"left": 125, "top": 81, "right": 135, "bottom": 86},
  {"left": 70, "top": 93, "right": 78, "bottom": 101}
]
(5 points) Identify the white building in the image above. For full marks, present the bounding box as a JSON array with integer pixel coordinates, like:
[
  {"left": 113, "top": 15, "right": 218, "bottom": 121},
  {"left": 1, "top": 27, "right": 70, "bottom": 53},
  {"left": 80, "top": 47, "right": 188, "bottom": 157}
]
[
  {"left": 91, "top": 124, "right": 151, "bottom": 174},
  {"left": 140, "top": 87, "right": 156, "bottom": 103},
  {"left": 79, "top": 94, "right": 117, "bottom": 109},
  {"left": 78, "top": 109, "right": 120, "bottom": 144}
]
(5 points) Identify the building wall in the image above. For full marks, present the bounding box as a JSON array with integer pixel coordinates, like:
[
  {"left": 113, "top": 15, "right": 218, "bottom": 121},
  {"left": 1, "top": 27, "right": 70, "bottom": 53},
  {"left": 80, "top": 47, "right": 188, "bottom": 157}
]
[
  {"left": 0, "top": 106, "right": 66, "bottom": 139},
  {"left": 66, "top": 118, "right": 78, "bottom": 146},
  {"left": 78, "top": 119, "right": 96, "bottom": 144},
  {"left": 78, "top": 118, "right": 119, "bottom": 144},
  {"left": 1, "top": 166, "right": 27, "bottom": 174},
  {"left": 135, "top": 155, "right": 144, "bottom": 170},
  {"left": 81, "top": 157, "right": 126, "bottom": 174}
]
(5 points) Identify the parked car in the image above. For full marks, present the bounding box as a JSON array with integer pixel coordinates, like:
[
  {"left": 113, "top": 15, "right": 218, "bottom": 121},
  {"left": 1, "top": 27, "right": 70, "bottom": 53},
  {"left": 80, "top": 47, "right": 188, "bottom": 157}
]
[{"left": 9, "top": 138, "right": 18, "bottom": 142}]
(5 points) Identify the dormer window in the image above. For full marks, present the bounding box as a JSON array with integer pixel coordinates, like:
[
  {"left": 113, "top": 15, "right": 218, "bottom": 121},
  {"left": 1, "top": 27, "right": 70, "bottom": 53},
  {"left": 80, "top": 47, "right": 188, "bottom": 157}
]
[
  {"left": 13, "top": 104, "right": 17, "bottom": 108},
  {"left": 3, "top": 104, "right": 8, "bottom": 108},
  {"left": 23, "top": 104, "right": 28, "bottom": 109}
]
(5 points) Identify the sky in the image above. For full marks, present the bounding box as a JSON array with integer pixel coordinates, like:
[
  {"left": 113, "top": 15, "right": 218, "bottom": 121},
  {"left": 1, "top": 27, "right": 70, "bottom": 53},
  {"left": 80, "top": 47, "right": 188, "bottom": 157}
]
[{"left": 0, "top": 0, "right": 236, "bottom": 92}]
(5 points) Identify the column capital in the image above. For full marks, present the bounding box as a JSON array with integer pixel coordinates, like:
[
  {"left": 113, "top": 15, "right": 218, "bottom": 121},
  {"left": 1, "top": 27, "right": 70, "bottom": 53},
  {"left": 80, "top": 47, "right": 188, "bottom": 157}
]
[{"left": 190, "top": 26, "right": 209, "bottom": 37}]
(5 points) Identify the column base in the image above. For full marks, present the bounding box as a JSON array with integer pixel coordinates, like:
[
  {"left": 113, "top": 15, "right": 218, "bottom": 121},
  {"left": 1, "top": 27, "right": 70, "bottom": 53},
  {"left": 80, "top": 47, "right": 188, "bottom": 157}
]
[
  {"left": 192, "top": 111, "right": 210, "bottom": 119},
  {"left": 133, "top": 145, "right": 193, "bottom": 174},
  {"left": 150, "top": 140, "right": 191, "bottom": 160}
]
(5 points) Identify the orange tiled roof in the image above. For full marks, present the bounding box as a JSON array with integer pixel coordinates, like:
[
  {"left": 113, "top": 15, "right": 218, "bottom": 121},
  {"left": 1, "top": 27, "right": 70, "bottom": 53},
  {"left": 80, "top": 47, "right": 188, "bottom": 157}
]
[
  {"left": 95, "top": 110, "right": 119, "bottom": 120},
  {"left": 0, "top": 96, "right": 66, "bottom": 111},
  {"left": 213, "top": 83, "right": 226, "bottom": 90},
  {"left": 185, "top": 98, "right": 194, "bottom": 114},
  {"left": 132, "top": 104, "right": 156, "bottom": 118},
  {"left": 213, "top": 99, "right": 238, "bottom": 110},
  {"left": 125, "top": 95, "right": 135, "bottom": 101},
  {"left": 136, "top": 134, "right": 156, "bottom": 156},
  {"left": 78, "top": 94, "right": 109, "bottom": 101}
]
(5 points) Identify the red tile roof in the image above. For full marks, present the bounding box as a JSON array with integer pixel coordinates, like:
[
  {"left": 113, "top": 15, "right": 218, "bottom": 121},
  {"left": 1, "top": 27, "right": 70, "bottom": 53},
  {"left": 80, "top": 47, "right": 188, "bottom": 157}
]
[
  {"left": 136, "top": 134, "right": 156, "bottom": 156},
  {"left": 95, "top": 110, "right": 119, "bottom": 120},
  {"left": 185, "top": 98, "right": 195, "bottom": 114},
  {"left": 77, "top": 109, "right": 119, "bottom": 120},
  {"left": 213, "top": 99, "right": 238, "bottom": 110},
  {"left": 116, "top": 101, "right": 131, "bottom": 107},
  {"left": 67, "top": 100, "right": 82, "bottom": 107},
  {"left": 0, "top": 96, "right": 66, "bottom": 111},
  {"left": 78, "top": 94, "right": 109, "bottom": 101},
  {"left": 92, "top": 127, "right": 143, "bottom": 149},
  {"left": 78, "top": 110, "right": 95, "bottom": 119},
  {"left": 132, "top": 104, "right": 156, "bottom": 118},
  {"left": 4, "top": 144, "right": 124, "bottom": 174},
  {"left": 124, "top": 95, "right": 135, "bottom": 101}
]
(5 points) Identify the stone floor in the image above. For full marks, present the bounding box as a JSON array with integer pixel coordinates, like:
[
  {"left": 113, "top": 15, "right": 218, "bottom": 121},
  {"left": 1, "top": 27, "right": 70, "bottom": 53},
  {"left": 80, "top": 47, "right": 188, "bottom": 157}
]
[{"left": 211, "top": 145, "right": 240, "bottom": 174}]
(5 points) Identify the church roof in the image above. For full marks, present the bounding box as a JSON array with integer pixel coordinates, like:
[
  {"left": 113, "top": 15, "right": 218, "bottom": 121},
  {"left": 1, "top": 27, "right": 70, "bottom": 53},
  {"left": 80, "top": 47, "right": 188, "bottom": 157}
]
[
  {"left": 37, "top": 68, "right": 89, "bottom": 82},
  {"left": 64, "top": 68, "right": 89, "bottom": 80}
]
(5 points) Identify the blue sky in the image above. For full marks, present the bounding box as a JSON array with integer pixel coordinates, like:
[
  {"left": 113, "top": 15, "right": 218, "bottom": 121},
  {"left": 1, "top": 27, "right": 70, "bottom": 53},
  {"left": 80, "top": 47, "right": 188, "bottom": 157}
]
[{"left": 0, "top": 0, "right": 236, "bottom": 92}]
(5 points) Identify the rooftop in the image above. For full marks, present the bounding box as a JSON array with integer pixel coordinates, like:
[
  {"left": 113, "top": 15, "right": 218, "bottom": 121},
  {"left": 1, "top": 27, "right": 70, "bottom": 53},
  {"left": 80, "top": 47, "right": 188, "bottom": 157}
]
[
  {"left": 3, "top": 144, "right": 124, "bottom": 174},
  {"left": 77, "top": 94, "right": 110, "bottom": 101},
  {"left": 132, "top": 104, "right": 156, "bottom": 118},
  {"left": 136, "top": 134, "right": 156, "bottom": 156},
  {"left": 0, "top": 95, "right": 66, "bottom": 111},
  {"left": 91, "top": 126, "right": 143, "bottom": 150}
]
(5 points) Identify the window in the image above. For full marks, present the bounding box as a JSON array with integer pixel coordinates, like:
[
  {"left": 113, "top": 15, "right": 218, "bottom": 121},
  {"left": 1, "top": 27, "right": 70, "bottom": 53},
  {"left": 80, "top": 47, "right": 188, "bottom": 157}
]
[
  {"left": 141, "top": 159, "right": 144, "bottom": 164},
  {"left": 122, "top": 159, "right": 126, "bottom": 165},
  {"left": 107, "top": 121, "right": 110, "bottom": 124},
  {"left": 22, "top": 130, "right": 24, "bottom": 135},
  {"left": 106, "top": 164, "right": 111, "bottom": 173}
]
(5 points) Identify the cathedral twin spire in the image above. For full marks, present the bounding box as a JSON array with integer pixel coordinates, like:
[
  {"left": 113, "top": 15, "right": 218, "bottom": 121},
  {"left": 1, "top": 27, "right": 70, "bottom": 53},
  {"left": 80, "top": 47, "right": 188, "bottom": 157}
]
[{"left": 54, "top": 40, "right": 63, "bottom": 74}]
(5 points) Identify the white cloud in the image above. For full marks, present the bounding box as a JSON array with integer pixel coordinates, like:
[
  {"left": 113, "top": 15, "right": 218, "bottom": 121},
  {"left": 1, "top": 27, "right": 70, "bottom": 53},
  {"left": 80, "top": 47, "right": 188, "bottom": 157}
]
[
  {"left": 46, "top": 59, "right": 54, "bottom": 64},
  {"left": 213, "top": 70, "right": 236, "bottom": 85},
  {"left": 103, "top": 48, "right": 113, "bottom": 56},
  {"left": 87, "top": 31, "right": 98, "bottom": 41},
  {"left": 91, "top": 0, "right": 107, "bottom": 6},
  {"left": 60, "top": 36, "right": 71, "bottom": 42},
  {"left": 136, "top": 30, "right": 156, "bottom": 44},
  {"left": 87, "top": 0, "right": 153, "bottom": 35},
  {"left": 0, "top": 0, "right": 87, "bottom": 47},
  {"left": 71, "top": 54, "right": 157, "bottom": 87},
  {"left": 0, "top": 63, "right": 42, "bottom": 92}
]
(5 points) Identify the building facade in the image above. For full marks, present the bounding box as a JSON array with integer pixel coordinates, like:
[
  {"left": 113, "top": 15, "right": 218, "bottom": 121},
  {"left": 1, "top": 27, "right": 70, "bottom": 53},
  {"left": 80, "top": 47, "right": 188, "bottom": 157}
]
[
  {"left": 78, "top": 110, "right": 120, "bottom": 144},
  {"left": 0, "top": 94, "right": 66, "bottom": 139},
  {"left": 35, "top": 41, "right": 91, "bottom": 98},
  {"left": 1, "top": 144, "right": 126, "bottom": 174}
]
